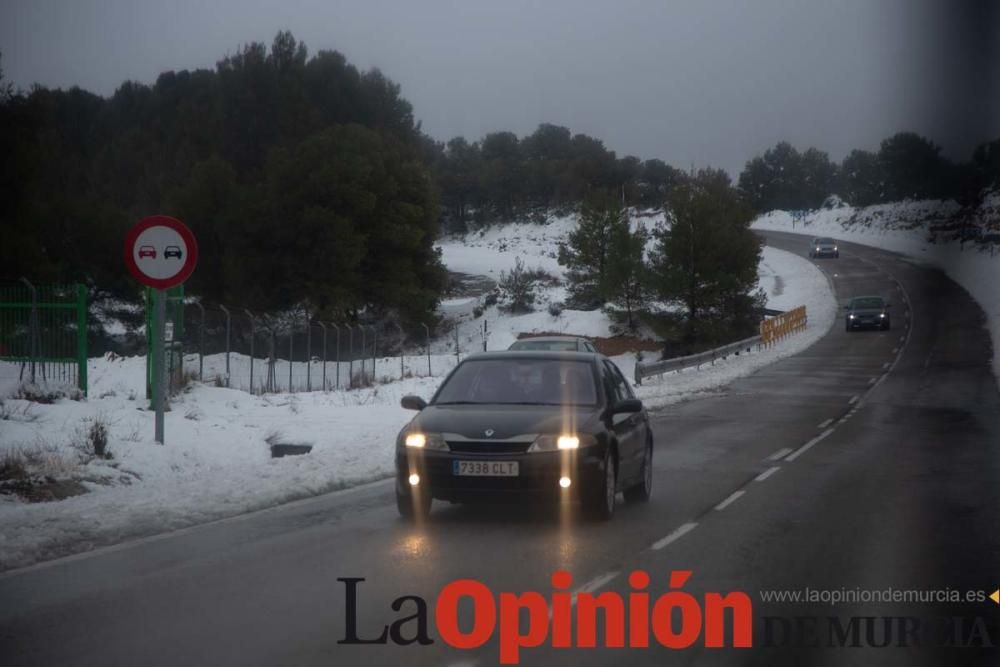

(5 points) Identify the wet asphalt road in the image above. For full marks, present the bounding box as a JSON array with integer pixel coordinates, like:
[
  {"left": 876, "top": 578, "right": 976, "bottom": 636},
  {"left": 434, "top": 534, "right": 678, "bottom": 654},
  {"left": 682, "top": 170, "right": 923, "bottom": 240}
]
[{"left": 1, "top": 231, "right": 998, "bottom": 666}]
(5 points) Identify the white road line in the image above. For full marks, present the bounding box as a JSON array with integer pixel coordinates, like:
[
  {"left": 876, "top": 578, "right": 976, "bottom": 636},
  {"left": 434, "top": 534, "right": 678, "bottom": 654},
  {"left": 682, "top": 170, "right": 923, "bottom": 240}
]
[
  {"left": 573, "top": 571, "right": 619, "bottom": 597},
  {"left": 755, "top": 466, "right": 781, "bottom": 482},
  {"left": 848, "top": 395, "right": 859, "bottom": 405},
  {"left": 786, "top": 428, "right": 835, "bottom": 462},
  {"left": 651, "top": 522, "right": 698, "bottom": 551},
  {"left": 882, "top": 362, "right": 890, "bottom": 370},
  {"left": 817, "top": 418, "right": 834, "bottom": 429},
  {"left": 899, "top": 336, "right": 905, "bottom": 342},
  {"left": 892, "top": 347, "right": 899, "bottom": 354},
  {"left": 868, "top": 376, "right": 878, "bottom": 385},
  {"left": 768, "top": 447, "right": 794, "bottom": 461},
  {"left": 714, "top": 490, "right": 746, "bottom": 511}
]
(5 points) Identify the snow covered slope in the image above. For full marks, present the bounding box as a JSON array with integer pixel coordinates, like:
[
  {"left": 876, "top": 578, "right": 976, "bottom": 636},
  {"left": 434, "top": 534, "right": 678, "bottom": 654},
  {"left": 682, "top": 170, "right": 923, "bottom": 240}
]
[{"left": 0, "top": 214, "right": 834, "bottom": 571}]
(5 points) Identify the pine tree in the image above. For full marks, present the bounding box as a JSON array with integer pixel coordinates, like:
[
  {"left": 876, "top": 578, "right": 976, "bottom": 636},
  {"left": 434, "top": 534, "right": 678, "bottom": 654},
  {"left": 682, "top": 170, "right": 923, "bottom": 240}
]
[
  {"left": 650, "top": 169, "right": 760, "bottom": 341},
  {"left": 605, "top": 221, "right": 649, "bottom": 330},
  {"left": 558, "top": 190, "right": 624, "bottom": 308}
]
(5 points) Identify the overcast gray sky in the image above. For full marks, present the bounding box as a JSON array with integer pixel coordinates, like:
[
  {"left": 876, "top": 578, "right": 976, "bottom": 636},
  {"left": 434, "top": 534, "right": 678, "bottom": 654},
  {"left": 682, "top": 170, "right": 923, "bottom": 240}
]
[{"left": 2, "top": 0, "right": 996, "bottom": 175}]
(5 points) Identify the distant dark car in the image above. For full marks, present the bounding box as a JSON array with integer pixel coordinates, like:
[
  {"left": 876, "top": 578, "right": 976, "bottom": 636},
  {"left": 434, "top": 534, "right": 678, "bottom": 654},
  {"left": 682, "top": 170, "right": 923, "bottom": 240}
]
[
  {"left": 845, "top": 295, "right": 891, "bottom": 331},
  {"left": 809, "top": 237, "right": 839, "bottom": 258},
  {"left": 164, "top": 245, "right": 183, "bottom": 259},
  {"left": 138, "top": 245, "right": 156, "bottom": 259},
  {"left": 508, "top": 336, "right": 597, "bottom": 353},
  {"left": 395, "top": 351, "right": 652, "bottom": 520}
]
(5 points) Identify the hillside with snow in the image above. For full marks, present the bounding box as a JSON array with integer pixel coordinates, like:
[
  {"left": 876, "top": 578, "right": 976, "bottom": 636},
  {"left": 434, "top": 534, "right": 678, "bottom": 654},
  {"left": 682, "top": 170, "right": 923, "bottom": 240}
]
[{"left": 0, "top": 213, "right": 835, "bottom": 570}]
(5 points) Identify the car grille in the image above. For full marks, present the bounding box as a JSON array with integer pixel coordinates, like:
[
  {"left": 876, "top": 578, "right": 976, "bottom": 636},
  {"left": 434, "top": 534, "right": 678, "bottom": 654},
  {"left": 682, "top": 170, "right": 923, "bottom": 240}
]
[{"left": 447, "top": 441, "right": 532, "bottom": 454}]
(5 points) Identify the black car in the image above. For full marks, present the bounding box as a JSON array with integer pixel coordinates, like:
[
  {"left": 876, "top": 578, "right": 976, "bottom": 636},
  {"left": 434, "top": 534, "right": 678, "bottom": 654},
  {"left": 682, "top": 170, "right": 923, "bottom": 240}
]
[
  {"left": 845, "top": 295, "right": 891, "bottom": 331},
  {"left": 395, "top": 351, "right": 653, "bottom": 520},
  {"left": 164, "top": 245, "right": 183, "bottom": 259}
]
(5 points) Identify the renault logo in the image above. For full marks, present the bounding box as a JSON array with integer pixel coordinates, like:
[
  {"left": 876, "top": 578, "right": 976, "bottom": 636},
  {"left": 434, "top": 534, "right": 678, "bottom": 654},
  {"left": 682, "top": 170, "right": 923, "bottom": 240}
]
[{"left": 484, "top": 429, "right": 495, "bottom": 437}]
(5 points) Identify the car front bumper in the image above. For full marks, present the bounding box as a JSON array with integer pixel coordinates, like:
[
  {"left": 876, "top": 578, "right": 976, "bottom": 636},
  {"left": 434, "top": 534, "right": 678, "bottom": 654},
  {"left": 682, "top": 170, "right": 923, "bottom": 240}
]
[{"left": 395, "top": 446, "right": 608, "bottom": 503}]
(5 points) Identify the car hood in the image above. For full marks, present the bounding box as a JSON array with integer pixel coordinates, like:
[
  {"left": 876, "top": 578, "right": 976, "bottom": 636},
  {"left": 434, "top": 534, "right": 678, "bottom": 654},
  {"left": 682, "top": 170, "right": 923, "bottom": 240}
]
[{"left": 408, "top": 404, "right": 600, "bottom": 440}]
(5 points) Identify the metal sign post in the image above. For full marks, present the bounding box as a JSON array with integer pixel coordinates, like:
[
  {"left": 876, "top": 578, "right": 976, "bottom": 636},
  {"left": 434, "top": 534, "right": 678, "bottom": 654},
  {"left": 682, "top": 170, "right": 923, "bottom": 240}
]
[
  {"left": 152, "top": 288, "right": 166, "bottom": 443},
  {"left": 125, "top": 215, "right": 198, "bottom": 445}
]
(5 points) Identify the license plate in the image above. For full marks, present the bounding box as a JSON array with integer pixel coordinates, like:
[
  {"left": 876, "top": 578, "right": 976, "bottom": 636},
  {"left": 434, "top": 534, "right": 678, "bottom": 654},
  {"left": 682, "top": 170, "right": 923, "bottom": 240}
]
[{"left": 453, "top": 460, "right": 519, "bottom": 477}]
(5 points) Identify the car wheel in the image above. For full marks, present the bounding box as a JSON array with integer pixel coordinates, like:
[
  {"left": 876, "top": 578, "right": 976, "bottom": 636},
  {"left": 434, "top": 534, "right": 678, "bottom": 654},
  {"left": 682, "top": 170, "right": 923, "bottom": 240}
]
[
  {"left": 396, "top": 480, "right": 431, "bottom": 520},
  {"left": 624, "top": 436, "right": 653, "bottom": 504},
  {"left": 586, "top": 448, "right": 617, "bottom": 520}
]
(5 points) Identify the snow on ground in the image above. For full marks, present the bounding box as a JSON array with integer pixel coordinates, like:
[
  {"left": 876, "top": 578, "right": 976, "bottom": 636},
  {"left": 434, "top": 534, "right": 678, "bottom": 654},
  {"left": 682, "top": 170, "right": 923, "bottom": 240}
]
[
  {"left": 752, "top": 198, "right": 1000, "bottom": 385},
  {"left": 0, "top": 213, "right": 834, "bottom": 571}
]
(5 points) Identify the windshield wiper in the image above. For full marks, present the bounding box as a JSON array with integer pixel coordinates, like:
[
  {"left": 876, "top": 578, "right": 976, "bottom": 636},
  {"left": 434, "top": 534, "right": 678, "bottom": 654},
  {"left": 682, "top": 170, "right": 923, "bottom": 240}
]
[{"left": 434, "top": 401, "right": 481, "bottom": 405}]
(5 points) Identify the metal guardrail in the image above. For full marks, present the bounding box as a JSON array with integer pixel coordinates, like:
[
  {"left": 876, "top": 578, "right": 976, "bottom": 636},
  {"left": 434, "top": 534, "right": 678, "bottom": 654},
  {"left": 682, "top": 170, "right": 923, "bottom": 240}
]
[
  {"left": 634, "top": 334, "right": 762, "bottom": 385},
  {"left": 633, "top": 305, "right": 808, "bottom": 385}
]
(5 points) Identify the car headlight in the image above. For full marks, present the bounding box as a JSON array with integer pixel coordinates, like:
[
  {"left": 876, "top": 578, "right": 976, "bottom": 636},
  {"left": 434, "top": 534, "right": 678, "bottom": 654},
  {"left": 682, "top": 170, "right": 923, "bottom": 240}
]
[
  {"left": 833, "top": 246, "right": 838, "bottom": 251},
  {"left": 815, "top": 247, "right": 821, "bottom": 251},
  {"left": 403, "top": 432, "right": 447, "bottom": 450},
  {"left": 528, "top": 433, "right": 596, "bottom": 452},
  {"left": 848, "top": 314, "right": 855, "bottom": 319},
  {"left": 879, "top": 313, "right": 886, "bottom": 318}
]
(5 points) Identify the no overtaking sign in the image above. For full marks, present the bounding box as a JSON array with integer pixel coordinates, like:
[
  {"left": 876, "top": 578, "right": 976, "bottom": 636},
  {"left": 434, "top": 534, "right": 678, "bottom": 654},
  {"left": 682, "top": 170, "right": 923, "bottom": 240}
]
[
  {"left": 125, "top": 215, "right": 198, "bottom": 444},
  {"left": 124, "top": 215, "right": 198, "bottom": 289}
]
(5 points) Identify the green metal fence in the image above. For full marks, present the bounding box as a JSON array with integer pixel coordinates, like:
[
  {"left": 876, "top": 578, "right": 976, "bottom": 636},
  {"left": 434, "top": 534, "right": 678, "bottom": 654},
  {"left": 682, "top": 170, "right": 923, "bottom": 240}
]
[{"left": 0, "top": 281, "right": 88, "bottom": 395}]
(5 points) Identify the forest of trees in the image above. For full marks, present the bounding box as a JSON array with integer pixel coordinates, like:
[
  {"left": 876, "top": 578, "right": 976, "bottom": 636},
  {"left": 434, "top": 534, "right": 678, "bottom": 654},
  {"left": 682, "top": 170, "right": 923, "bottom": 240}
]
[
  {"left": 738, "top": 134, "right": 1000, "bottom": 213},
  {"left": 0, "top": 34, "right": 444, "bottom": 324},
  {"left": 3, "top": 32, "right": 998, "bottom": 336}
]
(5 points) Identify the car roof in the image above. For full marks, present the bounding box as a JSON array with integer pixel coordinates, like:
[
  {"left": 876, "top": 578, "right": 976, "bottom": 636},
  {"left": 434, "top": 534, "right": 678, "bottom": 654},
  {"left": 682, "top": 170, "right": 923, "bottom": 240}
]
[
  {"left": 850, "top": 295, "right": 884, "bottom": 303},
  {"left": 512, "top": 335, "right": 589, "bottom": 343},
  {"left": 464, "top": 350, "right": 604, "bottom": 362}
]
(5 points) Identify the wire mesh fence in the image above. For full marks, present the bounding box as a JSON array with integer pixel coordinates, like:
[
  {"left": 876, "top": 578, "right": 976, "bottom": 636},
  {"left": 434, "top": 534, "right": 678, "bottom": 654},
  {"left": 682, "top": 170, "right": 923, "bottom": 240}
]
[{"left": 176, "top": 304, "right": 448, "bottom": 395}]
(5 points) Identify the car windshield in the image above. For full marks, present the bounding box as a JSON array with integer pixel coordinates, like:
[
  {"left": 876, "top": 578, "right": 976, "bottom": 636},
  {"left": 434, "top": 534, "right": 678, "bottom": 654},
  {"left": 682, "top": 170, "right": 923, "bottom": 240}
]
[
  {"left": 434, "top": 358, "right": 598, "bottom": 406},
  {"left": 852, "top": 297, "right": 884, "bottom": 309},
  {"left": 509, "top": 340, "right": 579, "bottom": 351},
  {"left": 817, "top": 238, "right": 835, "bottom": 244}
]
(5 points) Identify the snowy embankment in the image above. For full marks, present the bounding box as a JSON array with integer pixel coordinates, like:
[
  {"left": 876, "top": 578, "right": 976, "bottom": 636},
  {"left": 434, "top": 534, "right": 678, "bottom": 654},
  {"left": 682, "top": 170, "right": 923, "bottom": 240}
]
[
  {"left": 0, "top": 213, "right": 833, "bottom": 571},
  {"left": 751, "top": 196, "right": 1000, "bottom": 385}
]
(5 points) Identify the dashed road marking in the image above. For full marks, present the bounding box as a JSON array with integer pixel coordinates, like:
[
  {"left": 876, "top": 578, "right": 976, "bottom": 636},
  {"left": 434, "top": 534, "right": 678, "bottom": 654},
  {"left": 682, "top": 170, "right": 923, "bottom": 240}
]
[
  {"left": 755, "top": 466, "right": 781, "bottom": 482},
  {"left": 882, "top": 362, "right": 890, "bottom": 370},
  {"left": 768, "top": 447, "right": 794, "bottom": 461},
  {"left": 786, "top": 428, "right": 835, "bottom": 462},
  {"left": 714, "top": 490, "right": 746, "bottom": 511},
  {"left": 868, "top": 376, "right": 878, "bottom": 385},
  {"left": 899, "top": 335, "right": 905, "bottom": 342},
  {"left": 848, "top": 395, "right": 860, "bottom": 405},
  {"left": 892, "top": 347, "right": 899, "bottom": 354},
  {"left": 573, "top": 571, "right": 619, "bottom": 598},
  {"left": 651, "top": 522, "right": 698, "bottom": 551},
  {"left": 817, "top": 418, "right": 834, "bottom": 429}
]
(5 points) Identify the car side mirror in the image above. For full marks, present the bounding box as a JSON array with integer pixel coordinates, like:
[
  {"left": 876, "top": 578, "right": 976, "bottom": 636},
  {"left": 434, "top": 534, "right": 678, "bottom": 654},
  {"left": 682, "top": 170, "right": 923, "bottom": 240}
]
[
  {"left": 400, "top": 395, "right": 427, "bottom": 411},
  {"left": 612, "top": 398, "right": 643, "bottom": 414}
]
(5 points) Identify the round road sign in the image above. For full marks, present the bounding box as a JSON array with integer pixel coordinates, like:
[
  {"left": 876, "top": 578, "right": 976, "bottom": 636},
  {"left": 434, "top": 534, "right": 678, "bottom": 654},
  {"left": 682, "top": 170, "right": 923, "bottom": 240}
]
[{"left": 124, "top": 216, "right": 198, "bottom": 289}]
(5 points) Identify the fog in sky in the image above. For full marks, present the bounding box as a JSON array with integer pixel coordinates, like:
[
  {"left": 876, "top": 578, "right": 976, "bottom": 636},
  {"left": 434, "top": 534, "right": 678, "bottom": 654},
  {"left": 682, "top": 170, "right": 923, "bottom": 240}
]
[{"left": 2, "top": 0, "right": 997, "bottom": 175}]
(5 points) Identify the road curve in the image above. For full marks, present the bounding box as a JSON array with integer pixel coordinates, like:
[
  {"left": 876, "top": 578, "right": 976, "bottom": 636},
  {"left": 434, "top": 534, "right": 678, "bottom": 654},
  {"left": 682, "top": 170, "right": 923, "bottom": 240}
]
[{"left": 1, "top": 231, "right": 997, "bottom": 666}]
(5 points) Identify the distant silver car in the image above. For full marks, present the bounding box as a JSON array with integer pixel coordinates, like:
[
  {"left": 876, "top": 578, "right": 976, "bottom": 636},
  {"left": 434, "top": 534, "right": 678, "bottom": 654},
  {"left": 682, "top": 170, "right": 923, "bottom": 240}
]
[
  {"left": 508, "top": 336, "right": 597, "bottom": 353},
  {"left": 808, "top": 237, "right": 839, "bottom": 258}
]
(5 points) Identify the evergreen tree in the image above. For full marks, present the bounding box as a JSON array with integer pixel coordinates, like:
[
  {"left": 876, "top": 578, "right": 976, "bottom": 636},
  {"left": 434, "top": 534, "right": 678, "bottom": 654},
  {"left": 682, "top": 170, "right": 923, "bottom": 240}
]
[
  {"left": 558, "top": 190, "right": 625, "bottom": 308},
  {"left": 650, "top": 169, "right": 760, "bottom": 340},
  {"left": 605, "top": 222, "right": 649, "bottom": 330}
]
